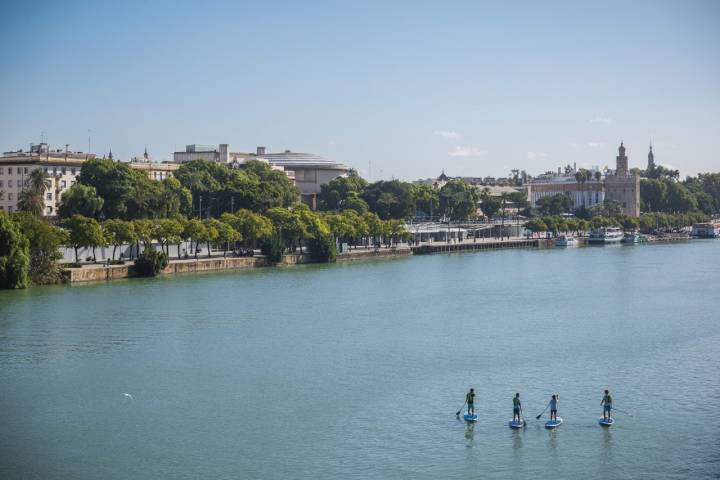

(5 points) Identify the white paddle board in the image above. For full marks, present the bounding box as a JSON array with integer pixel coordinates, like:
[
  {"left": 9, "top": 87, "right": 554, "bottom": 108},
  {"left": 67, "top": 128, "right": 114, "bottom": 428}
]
[
  {"left": 545, "top": 417, "right": 563, "bottom": 429},
  {"left": 598, "top": 417, "right": 614, "bottom": 426}
]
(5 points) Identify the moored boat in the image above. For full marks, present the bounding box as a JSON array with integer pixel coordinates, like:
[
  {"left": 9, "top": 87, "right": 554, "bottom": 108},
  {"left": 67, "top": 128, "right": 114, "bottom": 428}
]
[
  {"left": 691, "top": 222, "right": 720, "bottom": 238},
  {"left": 588, "top": 227, "right": 623, "bottom": 244},
  {"left": 555, "top": 234, "right": 577, "bottom": 247},
  {"left": 622, "top": 232, "right": 640, "bottom": 244}
]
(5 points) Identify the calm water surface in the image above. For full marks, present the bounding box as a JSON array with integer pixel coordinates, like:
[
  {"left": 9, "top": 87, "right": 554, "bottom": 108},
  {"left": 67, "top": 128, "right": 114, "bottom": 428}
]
[{"left": 1, "top": 241, "right": 719, "bottom": 479}]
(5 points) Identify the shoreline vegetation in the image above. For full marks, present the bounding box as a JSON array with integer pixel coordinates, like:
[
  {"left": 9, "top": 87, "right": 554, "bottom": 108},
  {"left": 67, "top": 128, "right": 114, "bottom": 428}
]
[{"left": 1, "top": 158, "right": 719, "bottom": 289}]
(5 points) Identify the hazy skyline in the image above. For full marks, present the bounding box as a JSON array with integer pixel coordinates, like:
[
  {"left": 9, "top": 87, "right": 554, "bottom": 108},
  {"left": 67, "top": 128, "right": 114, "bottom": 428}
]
[{"left": 1, "top": 0, "right": 718, "bottom": 180}]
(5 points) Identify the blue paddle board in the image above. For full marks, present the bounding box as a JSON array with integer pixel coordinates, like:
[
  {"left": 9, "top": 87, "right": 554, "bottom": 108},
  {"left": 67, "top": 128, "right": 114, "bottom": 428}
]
[
  {"left": 598, "top": 417, "right": 614, "bottom": 426},
  {"left": 545, "top": 417, "right": 563, "bottom": 429},
  {"left": 509, "top": 419, "right": 525, "bottom": 429},
  {"left": 463, "top": 413, "right": 478, "bottom": 423}
]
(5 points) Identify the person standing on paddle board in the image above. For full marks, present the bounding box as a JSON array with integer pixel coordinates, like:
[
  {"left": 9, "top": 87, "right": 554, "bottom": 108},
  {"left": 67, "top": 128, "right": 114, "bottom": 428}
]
[
  {"left": 601, "top": 390, "right": 613, "bottom": 420},
  {"left": 466, "top": 388, "right": 475, "bottom": 416},
  {"left": 549, "top": 394, "right": 559, "bottom": 421},
  {"left": 513, "top": 393, "right": 522, "bottom": 422}
]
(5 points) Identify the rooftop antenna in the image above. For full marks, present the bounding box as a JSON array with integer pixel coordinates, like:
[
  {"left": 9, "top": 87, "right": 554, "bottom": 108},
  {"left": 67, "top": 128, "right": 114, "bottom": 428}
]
[
  {"left": 40, "top": 131, "right": 45, "bottom": 143},
  {"left": 88, "top": 129, "right": 92, "bottom": 153}
]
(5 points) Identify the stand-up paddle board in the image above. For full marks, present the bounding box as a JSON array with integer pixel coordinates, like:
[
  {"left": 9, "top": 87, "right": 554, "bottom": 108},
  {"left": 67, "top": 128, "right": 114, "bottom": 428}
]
[
  {"left": 463, "top": 413, "right": 478, "bottom": 423},
  {"left": 598, "top": 417, "right": 614, "bottom": 427},
  {"left": 545, "top": 417, "right": 563, "bottom": 429},
  {"left": 508, "top": 419, "right": 525, "bottom": 429}
]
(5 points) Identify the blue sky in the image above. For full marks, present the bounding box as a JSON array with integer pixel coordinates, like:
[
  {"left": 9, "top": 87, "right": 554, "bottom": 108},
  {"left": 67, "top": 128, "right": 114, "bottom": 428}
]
[{"left": 1, "top": 0, "right": 718, "bottom": 180}]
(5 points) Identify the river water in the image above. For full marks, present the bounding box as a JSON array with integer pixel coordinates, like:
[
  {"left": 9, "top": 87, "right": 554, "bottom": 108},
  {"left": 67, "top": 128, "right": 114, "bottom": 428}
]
[{"left": 1, "top": 241, "right": 719, "bottom": 479}]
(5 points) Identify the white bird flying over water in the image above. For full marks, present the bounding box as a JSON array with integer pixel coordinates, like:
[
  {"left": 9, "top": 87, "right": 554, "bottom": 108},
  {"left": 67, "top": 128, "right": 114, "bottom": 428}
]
[{"left": 123, "top": 393, "right": 134, "bottom": 400}]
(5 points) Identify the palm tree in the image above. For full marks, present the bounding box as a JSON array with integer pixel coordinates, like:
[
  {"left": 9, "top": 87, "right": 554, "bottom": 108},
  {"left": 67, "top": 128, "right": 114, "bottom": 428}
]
[
  {"left": 17, "top": 169, "right": 49, "bottom": 216},
  {"left": 28, "top": 168, "right": 49, "bottom": 192}
]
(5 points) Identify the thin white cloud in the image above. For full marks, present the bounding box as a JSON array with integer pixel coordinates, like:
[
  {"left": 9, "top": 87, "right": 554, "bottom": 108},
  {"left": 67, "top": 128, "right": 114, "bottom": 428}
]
[
  {"left": 588, "top": 142, "right": 603, "bottom": 148},
  {"left": 589, "top": 116, "right": 613, "bottom": 125},
  {"left": 448, "top": 146, "right": 488, "bottom": 157},
  {"left": 527, "top": 151, "right": 548, "bottom": 160},
  {"left": 434, "top": 130, "right": 461, "bottom": 138}
]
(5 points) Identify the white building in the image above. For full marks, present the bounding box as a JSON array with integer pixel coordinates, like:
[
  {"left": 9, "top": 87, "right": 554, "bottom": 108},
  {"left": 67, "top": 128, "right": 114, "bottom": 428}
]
[
  {"left": 0, "top": 143, "right": 91, "bottom": 216},
  {"left": 255, "top": 148, "right": 349, "bottom": 208}
]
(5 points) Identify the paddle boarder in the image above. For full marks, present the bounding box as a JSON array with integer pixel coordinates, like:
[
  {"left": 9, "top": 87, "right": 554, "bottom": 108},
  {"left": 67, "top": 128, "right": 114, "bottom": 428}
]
[
  {"left": 601, "top": 390, "right": 613, "bottom": 420},
  {"left": 512, "top": 393, "right": 522, "bottom": 423},
  {"left": 466, "top": 388, "right": 475, "bottom": 416},
  {"left": 549, "top": 394, "right": 559, "bottom": 421}
]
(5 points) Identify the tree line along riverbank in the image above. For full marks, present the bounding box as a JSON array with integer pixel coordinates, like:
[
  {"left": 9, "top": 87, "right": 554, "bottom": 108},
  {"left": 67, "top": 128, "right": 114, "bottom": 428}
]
[{"left": 2, "top": 157, "right": 719, "bottom": 289}]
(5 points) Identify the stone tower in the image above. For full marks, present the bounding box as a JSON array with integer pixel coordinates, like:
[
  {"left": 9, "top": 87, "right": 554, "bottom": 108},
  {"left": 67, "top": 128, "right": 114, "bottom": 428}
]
[
  {"left": 616, "top": 142, "right": 628, "bottom": 176},
  {"left": 647, "top": 144, "right": 655, "bottom": 170},
  {"left": 605, "top": 141, "right": 640, "bottom": 217}
]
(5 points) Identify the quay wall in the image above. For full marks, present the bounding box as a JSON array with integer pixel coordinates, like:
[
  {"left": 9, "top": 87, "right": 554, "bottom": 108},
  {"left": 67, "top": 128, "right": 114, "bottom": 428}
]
[
  {"left": 62, "top": 242, "right": 521, "bottom": 284},
  {"left": 64, "top": 256, "right": 271, "bottom": 283}
]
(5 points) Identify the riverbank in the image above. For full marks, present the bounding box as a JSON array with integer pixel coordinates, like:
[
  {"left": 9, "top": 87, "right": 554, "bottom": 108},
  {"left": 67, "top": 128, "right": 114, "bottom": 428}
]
[
  {"left": 59, "top": 234, "right": 708, "bottom": 283},
  {"left": 62, "top": 246, "right": 414, "bottom": 283}
]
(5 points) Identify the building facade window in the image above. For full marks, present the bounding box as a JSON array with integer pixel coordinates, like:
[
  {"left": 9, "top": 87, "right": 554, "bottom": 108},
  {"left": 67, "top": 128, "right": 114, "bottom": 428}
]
[
  {"left": 46, "top": 206, "right": 53, "bottom": 215},
  {"left": 46, "top": 193, "right": 53, "bottom": 200},
  {"left": 0, "top": 180, "right": 3, "bottom": 188},
  {"left": 61, "top": 180, "right": 67, "bottom": 188},
  {"left": 71, "top": 167, "right": 76, "bottom": 175},
  {"left": 44, "top": 167, "right": 49, "bottom": 173},
  {"left": 7, "top": 167, "right": 12, "bottom": 174},
  {"left": 24, "top": 167, "right": 28, "bottom": 174},
  {"left": 0, "top": 167, "right": 3, "bottom": 174},
  {"left": 61, "top": 167, "right": 66, "bottom": 174},
  {"left": 8, "top": 193, "right": 12, "bottom": 200},
  {"left": 17, "top": 179, "right": 22, "bottom": 187}
]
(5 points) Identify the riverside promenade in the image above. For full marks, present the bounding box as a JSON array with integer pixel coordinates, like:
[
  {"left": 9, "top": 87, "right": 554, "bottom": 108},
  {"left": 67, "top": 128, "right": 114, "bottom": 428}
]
[{"left": 61, "top": 235, "right": 541, "bottom": 284}]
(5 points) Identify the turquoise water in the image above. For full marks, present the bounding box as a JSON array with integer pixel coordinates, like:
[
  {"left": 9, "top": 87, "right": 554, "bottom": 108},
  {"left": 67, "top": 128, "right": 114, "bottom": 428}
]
[{"left": 1, "top": 241, "right": 719, "bottom": 479}]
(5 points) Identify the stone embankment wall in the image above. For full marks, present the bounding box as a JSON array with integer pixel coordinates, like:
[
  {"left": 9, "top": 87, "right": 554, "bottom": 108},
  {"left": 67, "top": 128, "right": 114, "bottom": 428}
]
[{"left": 64, "top": 256, "right": 270, "bottom": 283}]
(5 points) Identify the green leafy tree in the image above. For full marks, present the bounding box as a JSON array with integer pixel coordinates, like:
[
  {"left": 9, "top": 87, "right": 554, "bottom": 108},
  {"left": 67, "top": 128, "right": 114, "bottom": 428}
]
[
  {"left": 0, "top": 212, "right": 30, "bottom": 289},
  {"left": 266, "top": 207, "right": 307, "bottom": 253},
  {"left": 175, "top": 159, "right": 298, "bottom": 217},
  {"left": 132, "top": 219, "right": 154, "bottom": 250},
  {"left": 307, "top": 233, "right": 337, "bottom": 262},
  {"left": 439, "top": 180, "right": 479, "bottom": 220},
  {"left": 78, "top": 158, "right": 136, "bottom": 219},
  {"left": 480, "top": 193, "right": 502, "bottom": 220},
  {"left": 215, "top": 220, "right": 241, "bottom": 257},
  {"left": 616, "top": 214, "right": 640, "bottom": 231},
  {"left": 61, "top": 215, "right": 105, "bottom": 264},
  {"left": 103, "top": 219, "right": 135, "bottom": 261},
  {"left": 201, "top": 218, "right": 221, "bottom": 257},
  {"left": 524, "top": 218, "right": 547, "bottom": 237},
  {"left": 154, "top": 218, "right": 184, "bottom": 257},
  {"left": 318, "top": 176, "right": 369, "bottom": 211},
  {"left": 183, "top": 219, "right": 207, "bottom": 259},
  {"left": 362, "top": 212, "right": 384, "bottom": 246},
  {"left": 412, "top": 184, "right": 440, "bottom": 219},
  {"left": 58, "top": 183, "right": 104, "bottom": 219},
  {"left": 536, "top": 193, "right": 573, "bottom": 216},
  {"left": 13, "top": 212, "right": 67, "bottom": 284},
  {"left": 362, "top": 180, "right": 415, "bottom": 220},
  {"left": 134, "top": 249, "right": 169, "bottom": 277},
  {"left": 220, "top": 209, "right": 274, "bottom": 248}
]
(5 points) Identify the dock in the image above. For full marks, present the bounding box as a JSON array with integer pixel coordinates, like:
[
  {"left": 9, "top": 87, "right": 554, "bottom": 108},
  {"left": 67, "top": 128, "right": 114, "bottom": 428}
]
[{"left": 411, "top": 238, "right": 538, "bottom": 255}]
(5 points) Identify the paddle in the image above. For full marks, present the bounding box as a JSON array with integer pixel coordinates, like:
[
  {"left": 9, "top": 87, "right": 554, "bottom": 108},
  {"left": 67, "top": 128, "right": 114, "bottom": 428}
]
[
  {"left": 521, "top": 408, "right": 527, "bottom": 427},
  {"left": 455, "top": 402, "right": 466, "bottom": 416},
  {"left": 535, "top": 402, "right": 550, "bottom": 420}
]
